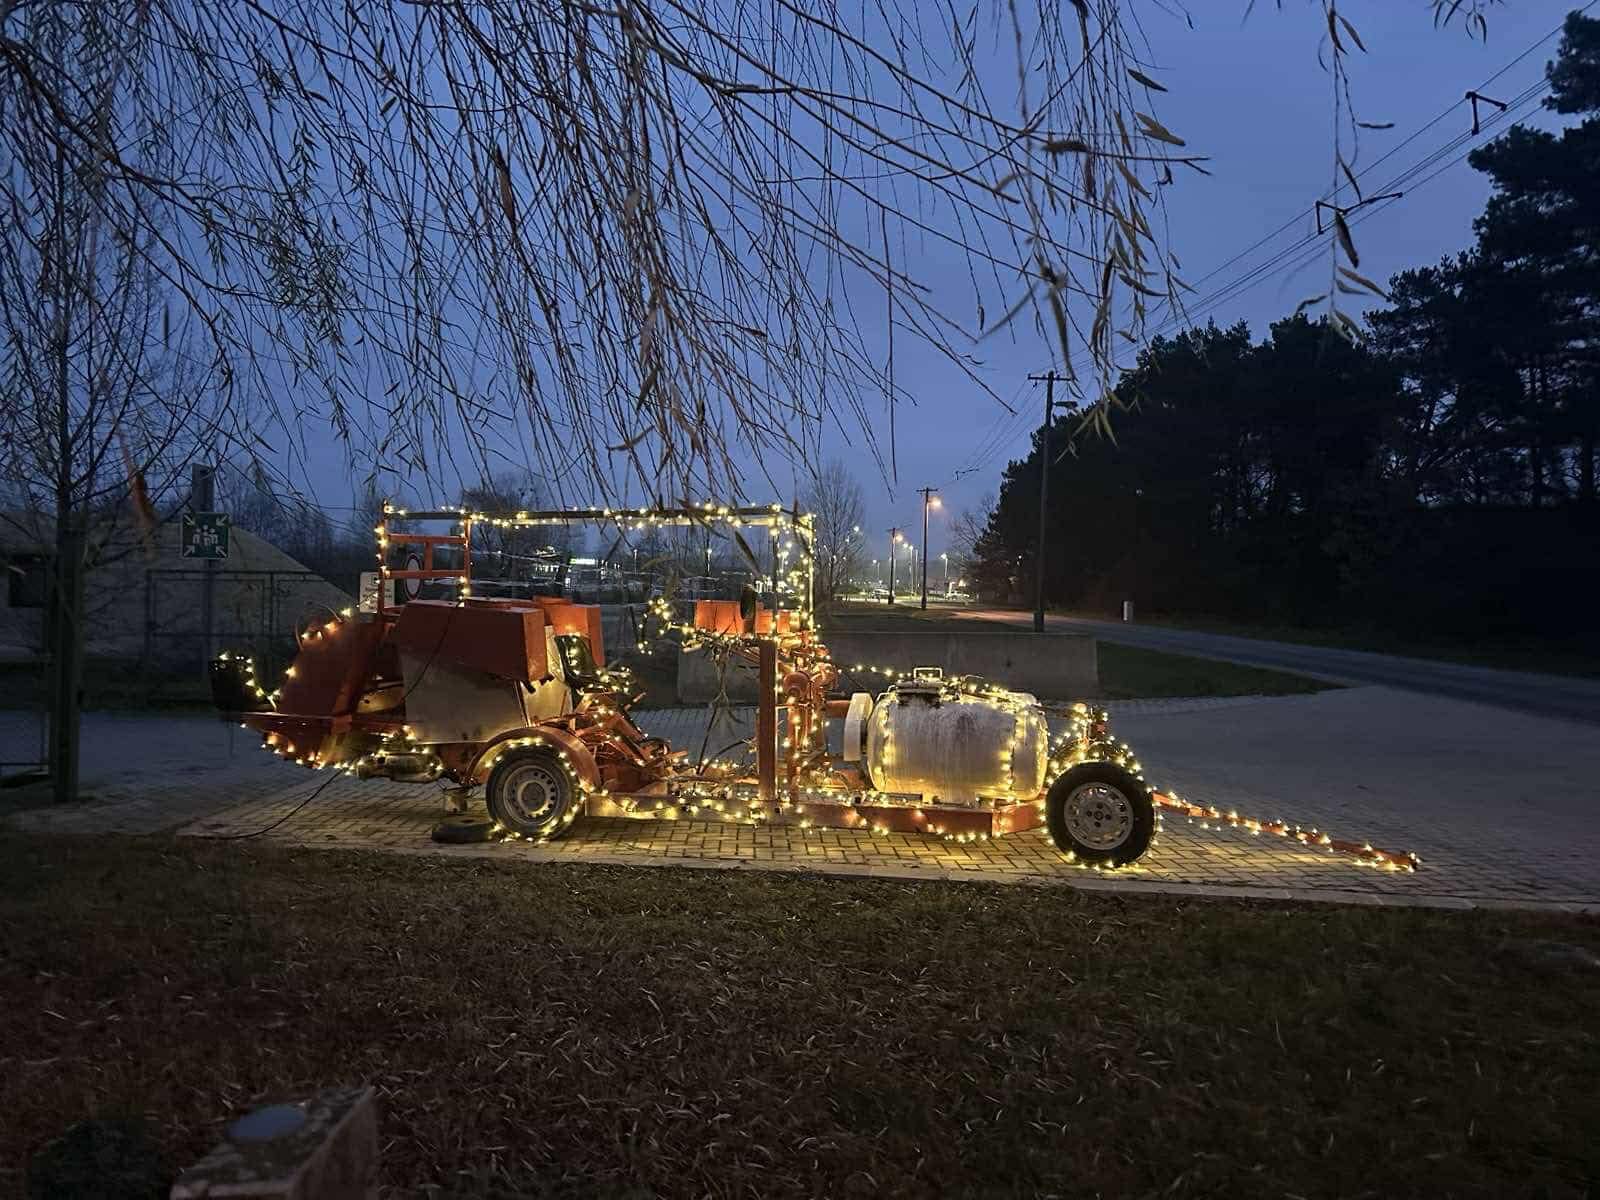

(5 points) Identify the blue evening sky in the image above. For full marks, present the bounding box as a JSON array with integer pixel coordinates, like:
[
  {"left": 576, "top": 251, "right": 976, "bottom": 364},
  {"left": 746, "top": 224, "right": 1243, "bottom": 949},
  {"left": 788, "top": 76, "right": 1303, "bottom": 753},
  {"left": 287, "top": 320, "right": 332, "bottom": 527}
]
[{"left": 829, "top": 1, "right": 1575, "bottom": 568}]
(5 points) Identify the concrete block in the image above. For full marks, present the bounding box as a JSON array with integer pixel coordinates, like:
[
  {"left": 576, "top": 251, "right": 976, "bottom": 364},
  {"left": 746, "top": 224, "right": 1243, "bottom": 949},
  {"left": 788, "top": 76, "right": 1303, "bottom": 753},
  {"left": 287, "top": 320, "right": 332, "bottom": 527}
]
[
  {"left": 170, "top": 1086, "right": 377, "bottom": 1199},
  {"left": 676, "top": 645, "right": 760, "bottom": 703},
  {"left": 676, "top": 630, "right": 1098, "bottom": 703}
]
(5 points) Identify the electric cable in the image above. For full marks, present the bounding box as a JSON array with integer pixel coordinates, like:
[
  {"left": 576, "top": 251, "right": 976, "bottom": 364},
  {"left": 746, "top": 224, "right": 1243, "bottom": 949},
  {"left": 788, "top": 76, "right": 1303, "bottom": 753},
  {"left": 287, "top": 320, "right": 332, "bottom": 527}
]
[
  {"left": 195, "top": 768, "right": 344, "bottom": 840},
  {"left": 948, "top": 9, "right": 1587, "bottom": 486}
]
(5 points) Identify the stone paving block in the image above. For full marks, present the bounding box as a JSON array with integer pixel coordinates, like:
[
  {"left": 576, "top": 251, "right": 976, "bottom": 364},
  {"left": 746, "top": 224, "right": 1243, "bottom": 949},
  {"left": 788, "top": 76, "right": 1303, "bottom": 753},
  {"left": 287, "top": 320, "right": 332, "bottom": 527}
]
[
  {"left": 10, "top": 703, "right": 1600, "bottom": 912},
  {"left": 170, "top": 1086, "right": 376, "bottom": 1200}
]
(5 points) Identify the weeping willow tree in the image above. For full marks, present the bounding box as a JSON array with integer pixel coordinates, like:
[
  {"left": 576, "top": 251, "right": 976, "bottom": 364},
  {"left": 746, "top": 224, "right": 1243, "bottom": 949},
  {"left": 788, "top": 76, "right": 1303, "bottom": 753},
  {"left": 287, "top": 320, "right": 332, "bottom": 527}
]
[
  {"left": 0, "top": 1, "right": 1506, "bottom": 500},
  {"left": 0, "top": 0, "right": 1500, "bottom": 795}
]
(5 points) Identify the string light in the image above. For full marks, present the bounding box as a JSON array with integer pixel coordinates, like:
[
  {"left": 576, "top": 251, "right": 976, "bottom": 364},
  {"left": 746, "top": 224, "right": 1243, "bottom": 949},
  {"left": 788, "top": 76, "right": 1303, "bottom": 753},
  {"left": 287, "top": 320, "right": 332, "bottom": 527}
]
[{"left": 223, "top": 501, "right": 1416, "bottom": 877}]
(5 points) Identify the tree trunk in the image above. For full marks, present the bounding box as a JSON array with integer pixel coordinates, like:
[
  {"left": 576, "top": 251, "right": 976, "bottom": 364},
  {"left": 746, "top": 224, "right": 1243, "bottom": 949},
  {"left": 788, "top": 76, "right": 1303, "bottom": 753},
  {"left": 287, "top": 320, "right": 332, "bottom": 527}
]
[
  {"left": 1529, "top": 357, "right": 1545, "bottom": 509},
  {"left": 47, "top": 133, "right": 83, "bottom": 804},
  {"left": 47, "top": 516, "right": 85, "bottom": 804},
  {"left": 1582, "top": 427, "right": 1596, "bottom": 505}
]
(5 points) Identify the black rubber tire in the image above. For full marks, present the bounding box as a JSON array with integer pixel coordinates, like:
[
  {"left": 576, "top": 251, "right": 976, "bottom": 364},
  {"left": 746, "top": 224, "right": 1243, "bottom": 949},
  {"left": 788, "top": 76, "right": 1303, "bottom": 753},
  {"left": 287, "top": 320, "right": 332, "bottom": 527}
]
[
  {"left": 1045, "top": 761, "right": 1155, "bottom": 867},
  {"left": 430, "top": 816, "right": 500, "bottom": 844},
  {"left": 485, "top": 749, "right": 579, "bottom": 840}
]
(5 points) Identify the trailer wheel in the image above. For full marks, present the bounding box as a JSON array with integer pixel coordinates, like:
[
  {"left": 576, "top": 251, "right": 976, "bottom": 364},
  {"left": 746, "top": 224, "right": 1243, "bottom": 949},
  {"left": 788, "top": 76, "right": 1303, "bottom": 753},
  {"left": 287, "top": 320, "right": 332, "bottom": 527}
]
[
  {"left": 1045, "top": 762, "right": 1154, "bottom": 867},
  {"left": 486, "top": 750, "right": 579, "bottom": 841}
]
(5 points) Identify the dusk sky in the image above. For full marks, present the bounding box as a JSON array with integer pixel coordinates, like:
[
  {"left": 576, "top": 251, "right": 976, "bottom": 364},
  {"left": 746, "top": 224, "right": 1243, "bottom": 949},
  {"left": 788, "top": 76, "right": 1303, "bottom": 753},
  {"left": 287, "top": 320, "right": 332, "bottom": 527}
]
[
  {"left": 290, "top": 2, "right": 1579, "bottom": 568},
  {"left": 834, "top": 1, "right": 1578, "bottom": 569}
]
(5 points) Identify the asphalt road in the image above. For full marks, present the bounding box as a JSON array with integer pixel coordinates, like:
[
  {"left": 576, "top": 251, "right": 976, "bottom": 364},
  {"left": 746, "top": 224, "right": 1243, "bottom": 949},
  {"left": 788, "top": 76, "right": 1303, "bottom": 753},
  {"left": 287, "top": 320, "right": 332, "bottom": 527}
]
[{"left": 953, "top": 609, "right": 1600, "bottom": 726}]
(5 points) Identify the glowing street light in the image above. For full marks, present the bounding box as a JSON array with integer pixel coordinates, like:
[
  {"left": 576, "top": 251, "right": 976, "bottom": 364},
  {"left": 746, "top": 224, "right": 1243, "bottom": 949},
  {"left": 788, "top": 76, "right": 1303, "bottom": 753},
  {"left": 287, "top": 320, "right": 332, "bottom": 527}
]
[{"left": 917, "top": 486, "right": 940, "bottom": 609}]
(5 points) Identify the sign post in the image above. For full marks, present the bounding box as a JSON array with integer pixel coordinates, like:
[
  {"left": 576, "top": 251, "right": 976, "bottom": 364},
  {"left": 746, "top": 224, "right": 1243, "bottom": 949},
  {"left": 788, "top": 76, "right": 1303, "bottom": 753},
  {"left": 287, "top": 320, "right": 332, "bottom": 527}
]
[{"left": 184, "top": 465, "right": 228, "bottom": 673}]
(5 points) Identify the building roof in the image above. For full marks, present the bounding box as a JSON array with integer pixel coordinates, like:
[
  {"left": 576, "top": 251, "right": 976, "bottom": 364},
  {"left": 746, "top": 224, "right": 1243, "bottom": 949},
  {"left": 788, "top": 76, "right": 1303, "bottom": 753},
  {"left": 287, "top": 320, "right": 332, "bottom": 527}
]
[{"left": 0, "top": 507, "right": 350, "bottom": 596}]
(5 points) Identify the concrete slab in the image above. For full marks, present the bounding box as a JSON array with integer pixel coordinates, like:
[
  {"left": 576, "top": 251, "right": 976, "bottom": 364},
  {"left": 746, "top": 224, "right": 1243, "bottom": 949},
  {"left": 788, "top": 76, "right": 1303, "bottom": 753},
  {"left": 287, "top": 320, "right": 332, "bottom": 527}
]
[{"left": 0, "top": 710, "right": 302, "bottom": 833}]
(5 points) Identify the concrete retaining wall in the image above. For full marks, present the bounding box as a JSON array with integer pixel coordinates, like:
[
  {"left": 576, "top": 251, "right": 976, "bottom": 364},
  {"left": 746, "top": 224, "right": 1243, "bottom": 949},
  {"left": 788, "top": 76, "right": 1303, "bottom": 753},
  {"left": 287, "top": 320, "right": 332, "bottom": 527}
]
[
  {"left": 677, "top": 630, "right": 1097, "bottom": 703},
  {"left": 598, "top": 603, "right": 647, "bottom": 659}
]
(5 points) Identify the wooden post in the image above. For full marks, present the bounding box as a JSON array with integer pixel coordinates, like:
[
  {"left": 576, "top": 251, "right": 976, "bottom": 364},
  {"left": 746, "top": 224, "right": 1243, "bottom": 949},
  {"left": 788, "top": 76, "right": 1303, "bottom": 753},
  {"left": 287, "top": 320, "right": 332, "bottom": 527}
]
[{"left": 757, "top": 638, "right": 777, "bottom": 806}]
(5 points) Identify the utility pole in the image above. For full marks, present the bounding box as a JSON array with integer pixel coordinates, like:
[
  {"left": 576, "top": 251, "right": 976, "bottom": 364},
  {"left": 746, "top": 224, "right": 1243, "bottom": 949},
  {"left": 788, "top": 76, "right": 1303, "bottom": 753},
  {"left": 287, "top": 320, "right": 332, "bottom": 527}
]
[
  {"left": 916, "top": 486, "right": 939, "bottom": 610},
  {"left": 1026, "top": 371, "right": 1063, "bottom": 633},
  {"left": 886, "top": 527, "right": 902, "bottom": 604}
]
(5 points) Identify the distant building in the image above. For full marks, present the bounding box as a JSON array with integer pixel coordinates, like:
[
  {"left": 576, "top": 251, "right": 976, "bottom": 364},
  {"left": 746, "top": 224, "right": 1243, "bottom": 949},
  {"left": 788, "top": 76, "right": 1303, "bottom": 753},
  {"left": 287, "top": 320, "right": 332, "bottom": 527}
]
[{"left": 0, "top": 510, "right": 350, "bottom": 673}]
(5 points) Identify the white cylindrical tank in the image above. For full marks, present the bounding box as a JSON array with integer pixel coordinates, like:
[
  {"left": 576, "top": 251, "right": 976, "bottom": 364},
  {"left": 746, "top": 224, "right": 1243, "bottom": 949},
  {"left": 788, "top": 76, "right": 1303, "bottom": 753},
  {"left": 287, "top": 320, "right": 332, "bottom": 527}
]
[{"left": 863, "top": 681, "right": 1048, "bottom": 805}]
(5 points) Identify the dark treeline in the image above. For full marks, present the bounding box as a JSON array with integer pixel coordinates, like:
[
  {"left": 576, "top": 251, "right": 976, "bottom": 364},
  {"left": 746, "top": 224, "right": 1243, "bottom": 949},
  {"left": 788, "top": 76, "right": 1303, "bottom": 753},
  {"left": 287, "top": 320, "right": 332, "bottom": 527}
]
[{"left": 973, "top": 12, "right": 1600, "bottom": 642}]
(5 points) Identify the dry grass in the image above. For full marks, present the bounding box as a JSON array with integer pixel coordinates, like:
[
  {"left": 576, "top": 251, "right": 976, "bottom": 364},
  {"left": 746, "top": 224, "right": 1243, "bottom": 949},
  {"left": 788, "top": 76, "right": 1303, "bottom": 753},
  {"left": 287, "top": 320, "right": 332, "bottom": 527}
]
[{"left": 2, "top": 835, "right": 1597, "bottom": 1197}]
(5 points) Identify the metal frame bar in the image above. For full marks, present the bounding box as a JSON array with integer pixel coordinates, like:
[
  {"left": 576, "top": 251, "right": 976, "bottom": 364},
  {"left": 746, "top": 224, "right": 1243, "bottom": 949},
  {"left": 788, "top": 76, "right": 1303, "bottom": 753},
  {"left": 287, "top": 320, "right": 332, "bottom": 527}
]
[
  {"left": 374, "top": 504, "right": 816, "bottom": 614},
  {"left": 390, "top": 505, "right": 800, "bottom": 527}
]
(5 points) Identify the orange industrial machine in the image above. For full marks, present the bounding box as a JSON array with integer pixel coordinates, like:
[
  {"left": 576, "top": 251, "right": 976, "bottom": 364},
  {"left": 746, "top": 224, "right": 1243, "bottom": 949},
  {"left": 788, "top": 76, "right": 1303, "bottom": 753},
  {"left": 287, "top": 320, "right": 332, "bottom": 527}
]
[{"left": 213, "top": 504, "right": 1419, "bottom": 872}]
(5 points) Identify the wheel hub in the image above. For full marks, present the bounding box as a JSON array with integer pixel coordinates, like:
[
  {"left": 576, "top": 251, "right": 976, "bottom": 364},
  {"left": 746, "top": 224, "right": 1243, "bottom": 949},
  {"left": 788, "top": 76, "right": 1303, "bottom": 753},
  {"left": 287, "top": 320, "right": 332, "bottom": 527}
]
[
  {"left": 1063, "top": 782, "right": 1134, "bottom": 850},
  {"left": 502, "top": 761, "right": 565, "bottom": 826}
]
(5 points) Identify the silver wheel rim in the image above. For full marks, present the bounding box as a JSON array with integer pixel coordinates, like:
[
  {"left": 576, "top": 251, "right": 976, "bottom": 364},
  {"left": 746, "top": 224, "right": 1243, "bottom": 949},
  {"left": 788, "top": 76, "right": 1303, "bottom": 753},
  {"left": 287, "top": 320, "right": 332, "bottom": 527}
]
[
  {"left": 500, "top": 759, "right": 567, "bottom": 828},
  {"left": 1064, "top": 781, "right": 1134, "bottom": 850}
]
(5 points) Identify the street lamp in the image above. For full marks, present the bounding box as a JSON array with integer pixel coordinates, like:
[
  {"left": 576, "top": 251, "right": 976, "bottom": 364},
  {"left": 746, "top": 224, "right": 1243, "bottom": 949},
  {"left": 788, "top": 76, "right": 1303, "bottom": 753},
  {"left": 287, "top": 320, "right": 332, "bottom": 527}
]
[
  {"left": 917, "top": 487, "right": 940, "bottom": 610},
  {"left": 940, "top": 552, "right": 949, "bottom": 597}
]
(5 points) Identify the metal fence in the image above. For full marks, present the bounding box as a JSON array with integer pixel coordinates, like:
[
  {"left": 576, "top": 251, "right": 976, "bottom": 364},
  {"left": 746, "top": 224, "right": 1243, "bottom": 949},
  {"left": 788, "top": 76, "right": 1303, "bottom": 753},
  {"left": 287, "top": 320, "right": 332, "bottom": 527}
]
[{"left": 142, "top": 567, "right": 334, "bottom": 683}]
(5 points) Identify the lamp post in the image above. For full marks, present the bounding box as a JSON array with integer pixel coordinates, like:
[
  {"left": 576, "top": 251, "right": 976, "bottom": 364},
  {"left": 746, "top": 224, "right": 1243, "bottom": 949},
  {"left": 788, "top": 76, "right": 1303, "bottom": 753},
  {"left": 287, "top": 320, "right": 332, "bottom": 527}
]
[
  {"left": 940, "top": 552, "right": 949, "bottom": 597},
  {"left": 849, "top": 525, "right": 862, "bottom": 600},
  {"left": 887, "top": 528, "right": 902, "bottom": 604},
  {"left": 916, "top": 487, "right": 940, "bottom": 610}
]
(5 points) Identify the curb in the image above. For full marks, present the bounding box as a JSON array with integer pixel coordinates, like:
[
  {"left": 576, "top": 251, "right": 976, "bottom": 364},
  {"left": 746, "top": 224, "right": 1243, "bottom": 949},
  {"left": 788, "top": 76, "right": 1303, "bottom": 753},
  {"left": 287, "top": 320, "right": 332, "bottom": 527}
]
[{"left": 198, "top": 833, "right": 1600, "bottom": 915}]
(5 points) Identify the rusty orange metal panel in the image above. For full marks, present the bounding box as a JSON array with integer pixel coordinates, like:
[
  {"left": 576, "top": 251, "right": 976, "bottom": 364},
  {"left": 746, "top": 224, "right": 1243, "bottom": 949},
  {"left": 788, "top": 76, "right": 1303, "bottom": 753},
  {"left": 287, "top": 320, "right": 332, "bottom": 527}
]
[
  {"left": 275, "top": 619, "right": 385, "bottom": 719},
  {"left": 535, "top": 598, "right": 606, "bottom": 665},
  {"left": 752, "top": 607, "right": 793, "bottom": 635},
  {"left": 467, "top": 724, "right": 601, "bottom": 789},
  {"left": 390, "top": 600, "right": 547, "bottom": 683},
  {"left": 695, "top": 599, "right": 743, "bottom": 634}
]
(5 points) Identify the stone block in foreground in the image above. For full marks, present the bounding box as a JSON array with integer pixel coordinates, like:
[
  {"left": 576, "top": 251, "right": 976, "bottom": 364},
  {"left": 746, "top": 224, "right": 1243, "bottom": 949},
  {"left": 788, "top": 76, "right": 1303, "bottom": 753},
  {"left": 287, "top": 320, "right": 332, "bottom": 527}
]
[{"left": 170, "top": 1085, "right": 377, "bottom": 1199}]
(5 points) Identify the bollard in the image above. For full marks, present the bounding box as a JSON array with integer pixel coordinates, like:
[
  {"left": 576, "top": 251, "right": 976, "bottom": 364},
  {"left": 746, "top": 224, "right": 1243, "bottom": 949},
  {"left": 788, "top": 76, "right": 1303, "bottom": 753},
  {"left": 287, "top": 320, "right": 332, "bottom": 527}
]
[
  {"left": 1122, "top": 600, "right": 1134, "bottom": 623},
  {"left": 170, "top": 1086, "right": 377, "bottom": 1199}
]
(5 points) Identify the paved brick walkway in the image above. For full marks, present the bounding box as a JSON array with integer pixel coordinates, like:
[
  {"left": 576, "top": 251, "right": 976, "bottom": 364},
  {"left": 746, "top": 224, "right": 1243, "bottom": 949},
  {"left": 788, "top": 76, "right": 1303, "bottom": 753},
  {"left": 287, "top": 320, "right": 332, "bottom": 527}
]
[
  {"left": 182, "top": 775, "right": 1453, "bottom": 903},
  {"left": 174, "top": 692, "right": 1600, "bottom": 912},
  {"left": 0, "top": 711, "right": 301, "bottom": 834},
  {"left": 10, "top": 693, "right": 1600, "bottom": 912}
]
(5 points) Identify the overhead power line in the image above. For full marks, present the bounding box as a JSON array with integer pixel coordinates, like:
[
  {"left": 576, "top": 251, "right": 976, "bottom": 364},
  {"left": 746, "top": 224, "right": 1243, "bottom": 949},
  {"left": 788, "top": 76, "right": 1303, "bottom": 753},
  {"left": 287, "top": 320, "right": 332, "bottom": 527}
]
[{"left": 936, "top": 4, "right": 1592, "bottom": 489}]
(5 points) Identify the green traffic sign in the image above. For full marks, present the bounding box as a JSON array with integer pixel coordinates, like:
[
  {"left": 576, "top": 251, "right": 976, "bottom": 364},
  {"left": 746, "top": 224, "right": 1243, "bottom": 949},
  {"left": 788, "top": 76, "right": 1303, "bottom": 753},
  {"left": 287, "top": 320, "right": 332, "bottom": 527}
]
[{"left": 182, "top": 512, "right": 231, "bottom": 560}]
